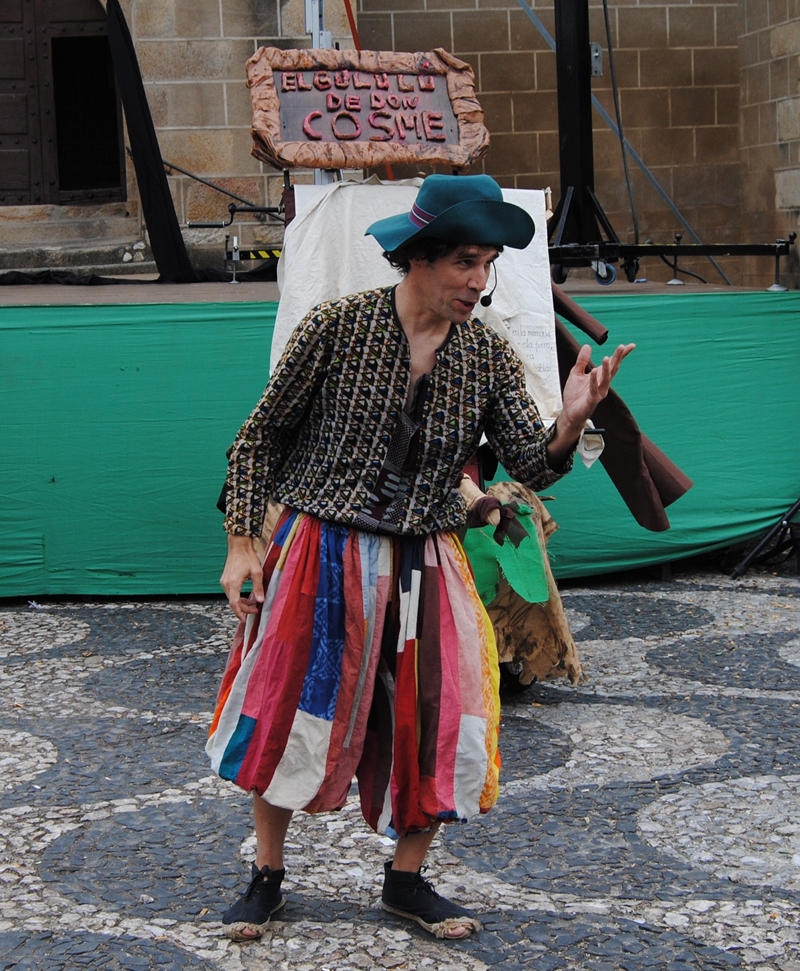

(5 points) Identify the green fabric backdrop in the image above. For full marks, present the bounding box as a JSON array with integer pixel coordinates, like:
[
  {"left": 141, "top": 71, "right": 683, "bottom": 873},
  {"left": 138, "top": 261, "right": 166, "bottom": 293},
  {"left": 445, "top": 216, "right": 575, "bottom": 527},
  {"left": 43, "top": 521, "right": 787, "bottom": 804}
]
[
  {"left": 1, "top": 302, "right": 277, "bottom": 596},
  {"left": 541, "top": 291, "right": 800, "bottom": 577},
  {"left": 1, "top": 291, "right": 797, "bottom": 595}
]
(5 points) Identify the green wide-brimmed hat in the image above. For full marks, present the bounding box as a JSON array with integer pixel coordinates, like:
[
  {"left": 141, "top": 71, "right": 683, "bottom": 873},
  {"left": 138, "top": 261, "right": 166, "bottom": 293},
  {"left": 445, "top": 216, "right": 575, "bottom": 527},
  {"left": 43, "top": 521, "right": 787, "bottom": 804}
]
[{"left": 365, "top": 174, "right": 535, "bottom": 252}]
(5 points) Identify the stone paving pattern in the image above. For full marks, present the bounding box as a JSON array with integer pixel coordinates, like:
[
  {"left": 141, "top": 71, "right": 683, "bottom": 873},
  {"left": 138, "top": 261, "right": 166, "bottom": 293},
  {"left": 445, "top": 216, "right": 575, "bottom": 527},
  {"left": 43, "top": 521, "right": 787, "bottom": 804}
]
[{"left": 1, "top": 563, "right": 798, "bottom": 970}]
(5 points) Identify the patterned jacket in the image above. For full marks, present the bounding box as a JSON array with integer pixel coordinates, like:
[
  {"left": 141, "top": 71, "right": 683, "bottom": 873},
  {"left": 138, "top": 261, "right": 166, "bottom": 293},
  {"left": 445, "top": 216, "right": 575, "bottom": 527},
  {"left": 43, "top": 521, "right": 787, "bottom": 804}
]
[{"left": 224, "top": 287, "right": 572, "bottom": 537}]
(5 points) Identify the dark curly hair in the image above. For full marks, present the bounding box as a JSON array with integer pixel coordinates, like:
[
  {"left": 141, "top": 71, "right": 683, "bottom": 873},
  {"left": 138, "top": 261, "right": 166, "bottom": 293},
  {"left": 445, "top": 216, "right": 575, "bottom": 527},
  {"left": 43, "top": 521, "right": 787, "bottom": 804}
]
[{"left": 383, "top": 238, "right": 503, "bottom": 275}]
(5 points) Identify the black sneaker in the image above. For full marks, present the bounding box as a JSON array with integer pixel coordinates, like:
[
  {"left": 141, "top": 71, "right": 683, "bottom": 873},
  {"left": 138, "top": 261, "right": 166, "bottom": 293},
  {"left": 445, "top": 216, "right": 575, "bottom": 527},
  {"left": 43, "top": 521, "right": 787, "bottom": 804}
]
[
  {"left": 222, "top": 863, "right": 286, "bottom": 941},
  {"left": 380, "top": 861, "right": 481, "bottom": 939}
]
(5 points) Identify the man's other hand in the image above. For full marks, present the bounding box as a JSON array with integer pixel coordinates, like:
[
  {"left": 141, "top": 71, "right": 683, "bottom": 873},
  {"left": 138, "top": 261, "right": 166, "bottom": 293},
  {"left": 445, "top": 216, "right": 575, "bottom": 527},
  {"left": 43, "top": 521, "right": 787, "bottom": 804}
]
[{"left": 221, "top": 535, "right": 265, "bottom": 621}]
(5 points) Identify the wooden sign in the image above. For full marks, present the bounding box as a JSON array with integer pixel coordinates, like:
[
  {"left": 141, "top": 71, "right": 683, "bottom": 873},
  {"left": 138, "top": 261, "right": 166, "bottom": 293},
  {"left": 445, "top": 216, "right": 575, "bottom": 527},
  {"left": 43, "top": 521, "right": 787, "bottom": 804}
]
[{"left": 246, "top": 47, "right": 490, "bottom": 170}]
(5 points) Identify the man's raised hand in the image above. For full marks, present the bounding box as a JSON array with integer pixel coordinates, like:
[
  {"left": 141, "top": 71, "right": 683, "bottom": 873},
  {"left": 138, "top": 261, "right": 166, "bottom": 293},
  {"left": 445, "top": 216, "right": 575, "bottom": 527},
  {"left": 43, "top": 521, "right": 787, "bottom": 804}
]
[{"left": 561, "top": 342, "right": 636, "bottom": 431}]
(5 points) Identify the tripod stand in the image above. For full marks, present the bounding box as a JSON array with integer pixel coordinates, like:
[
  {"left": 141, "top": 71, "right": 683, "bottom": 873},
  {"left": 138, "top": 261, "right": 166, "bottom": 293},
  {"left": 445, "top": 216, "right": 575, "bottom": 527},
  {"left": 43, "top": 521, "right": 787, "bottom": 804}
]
[{"left": 730, "top": 496, "right": 800, "bottom": 579}]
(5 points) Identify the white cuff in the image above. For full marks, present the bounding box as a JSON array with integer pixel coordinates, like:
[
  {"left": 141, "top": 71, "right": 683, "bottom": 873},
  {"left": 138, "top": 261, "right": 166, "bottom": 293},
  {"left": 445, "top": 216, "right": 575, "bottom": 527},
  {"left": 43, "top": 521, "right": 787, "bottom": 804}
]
[{"left": 577, "top": 420, "right": 605, "bottom": 468}]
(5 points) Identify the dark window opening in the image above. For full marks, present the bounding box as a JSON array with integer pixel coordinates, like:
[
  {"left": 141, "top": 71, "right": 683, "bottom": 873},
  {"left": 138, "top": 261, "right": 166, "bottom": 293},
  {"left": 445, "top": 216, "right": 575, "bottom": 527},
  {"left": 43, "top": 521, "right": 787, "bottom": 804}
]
[{"left": 52, "top": 35, "right": 122, "bottom": 192}]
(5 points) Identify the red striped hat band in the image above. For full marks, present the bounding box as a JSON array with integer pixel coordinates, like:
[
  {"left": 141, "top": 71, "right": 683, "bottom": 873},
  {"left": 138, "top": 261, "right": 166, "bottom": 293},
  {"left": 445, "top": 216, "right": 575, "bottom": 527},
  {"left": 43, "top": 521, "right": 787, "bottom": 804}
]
[{"left": 409, "top": 201, "right": 436, "bottom": 229}]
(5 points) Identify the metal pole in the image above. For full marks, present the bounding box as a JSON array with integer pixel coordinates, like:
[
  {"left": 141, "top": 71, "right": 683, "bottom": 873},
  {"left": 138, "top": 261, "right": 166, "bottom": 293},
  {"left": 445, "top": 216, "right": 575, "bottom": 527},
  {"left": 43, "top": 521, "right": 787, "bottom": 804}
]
[
  {"left": 553, "top": 0, "right": 600, "bottom": 245},
  {"left": 305, "top": 0, "right": 337, "bottom": 186}
]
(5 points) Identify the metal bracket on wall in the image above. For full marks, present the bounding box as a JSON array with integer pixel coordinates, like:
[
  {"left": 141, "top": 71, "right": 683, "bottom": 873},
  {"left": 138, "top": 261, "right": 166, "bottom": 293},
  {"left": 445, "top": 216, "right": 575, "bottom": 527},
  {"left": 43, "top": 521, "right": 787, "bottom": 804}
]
[{"left": 590, "top": 42, "right": 603, "bottom": 77}]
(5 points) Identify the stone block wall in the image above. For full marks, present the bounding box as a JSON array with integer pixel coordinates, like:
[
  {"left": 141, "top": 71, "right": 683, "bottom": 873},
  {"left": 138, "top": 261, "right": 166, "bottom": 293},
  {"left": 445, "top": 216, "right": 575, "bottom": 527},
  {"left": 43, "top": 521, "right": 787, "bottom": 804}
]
[
  {"left": 133, "top": 0, "right": 354, "bottom": 252},
  {"left": 739, "top": 0, "right": 800, "bottom": 287},
  {"left": 2, "top": 0, "right": 799, "bottom": 287},
  {"left": 596, "top": 0, "right": 744, "bottom": 283},
  {"left": 358, "top": 0, "right": 755, "bottom": 283}
]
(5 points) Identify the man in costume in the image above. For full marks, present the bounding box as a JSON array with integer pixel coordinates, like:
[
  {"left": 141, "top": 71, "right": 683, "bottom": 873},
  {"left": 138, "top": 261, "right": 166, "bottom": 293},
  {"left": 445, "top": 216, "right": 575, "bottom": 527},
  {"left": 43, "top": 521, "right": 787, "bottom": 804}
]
[{"left": 207, "top": 174, "right": 633, "bottom": 941}]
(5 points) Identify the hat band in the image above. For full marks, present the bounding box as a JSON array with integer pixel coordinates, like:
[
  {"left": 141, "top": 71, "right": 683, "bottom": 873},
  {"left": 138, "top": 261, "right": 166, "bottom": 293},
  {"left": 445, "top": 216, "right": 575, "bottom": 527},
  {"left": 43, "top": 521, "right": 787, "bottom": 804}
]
[{"left": 409, "top": 201, "right": 436, "bottom": 230}]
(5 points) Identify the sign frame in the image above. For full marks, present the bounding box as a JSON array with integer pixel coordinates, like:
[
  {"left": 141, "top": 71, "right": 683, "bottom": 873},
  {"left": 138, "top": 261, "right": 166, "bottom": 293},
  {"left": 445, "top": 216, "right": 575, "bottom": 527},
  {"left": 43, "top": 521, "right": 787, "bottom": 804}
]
[{"left": 246, "top": 47, "right": 490, "bottom": 170}]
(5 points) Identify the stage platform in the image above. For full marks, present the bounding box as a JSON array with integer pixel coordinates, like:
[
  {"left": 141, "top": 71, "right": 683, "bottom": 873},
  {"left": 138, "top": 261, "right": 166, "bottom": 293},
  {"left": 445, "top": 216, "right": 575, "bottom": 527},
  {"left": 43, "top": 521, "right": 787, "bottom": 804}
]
[
  {"left": 0, "top": 278, "right": 281, "bottom": 306},
  {"left": 2, "top": 279, "right": 797, "bottom": 596},
  {"left": 0, "top": 276, "right": 734, "bottom": 307}
]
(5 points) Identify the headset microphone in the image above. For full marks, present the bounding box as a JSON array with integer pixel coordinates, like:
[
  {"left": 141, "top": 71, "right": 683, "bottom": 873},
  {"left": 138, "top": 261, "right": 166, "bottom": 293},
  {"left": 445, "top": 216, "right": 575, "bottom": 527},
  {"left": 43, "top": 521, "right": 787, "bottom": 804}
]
[{"left": 480, "top": 264, "right": 497, "bottom": 307}]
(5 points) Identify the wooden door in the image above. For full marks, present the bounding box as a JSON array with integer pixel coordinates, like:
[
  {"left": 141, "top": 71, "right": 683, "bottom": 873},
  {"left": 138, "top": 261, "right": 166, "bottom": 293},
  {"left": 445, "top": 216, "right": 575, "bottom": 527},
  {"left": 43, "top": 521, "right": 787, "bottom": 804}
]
[
  {"left": 0, "top": 0, "right": 45, "bottom": 204},
  {"left": 0, "top": 0, "right": 125, "bottom": 206}
]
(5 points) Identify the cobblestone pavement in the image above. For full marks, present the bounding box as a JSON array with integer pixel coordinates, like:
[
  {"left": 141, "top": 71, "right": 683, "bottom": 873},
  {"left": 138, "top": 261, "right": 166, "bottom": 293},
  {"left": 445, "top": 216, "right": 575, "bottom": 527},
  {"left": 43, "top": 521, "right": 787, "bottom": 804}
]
[{"left": 1, "top": 562, "right": 799, "bottom": 971}]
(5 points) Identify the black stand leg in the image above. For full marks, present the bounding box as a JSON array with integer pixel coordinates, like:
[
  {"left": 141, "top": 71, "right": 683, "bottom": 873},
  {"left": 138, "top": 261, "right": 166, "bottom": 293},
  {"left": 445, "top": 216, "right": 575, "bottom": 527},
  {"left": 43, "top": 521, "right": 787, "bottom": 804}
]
[{"left": 730, "top": 496, "right": 800, "bottom": 579}]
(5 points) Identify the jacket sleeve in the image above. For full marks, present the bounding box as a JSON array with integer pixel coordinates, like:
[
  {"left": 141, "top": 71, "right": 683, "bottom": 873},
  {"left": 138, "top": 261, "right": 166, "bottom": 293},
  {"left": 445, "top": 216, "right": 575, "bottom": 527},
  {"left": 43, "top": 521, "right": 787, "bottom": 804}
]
[
  {"left": 484, "top": 338, "right": 575, "bottom": 492},
  {"left": 224, "top": 303, "right": 336, "bottom": 536}
]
